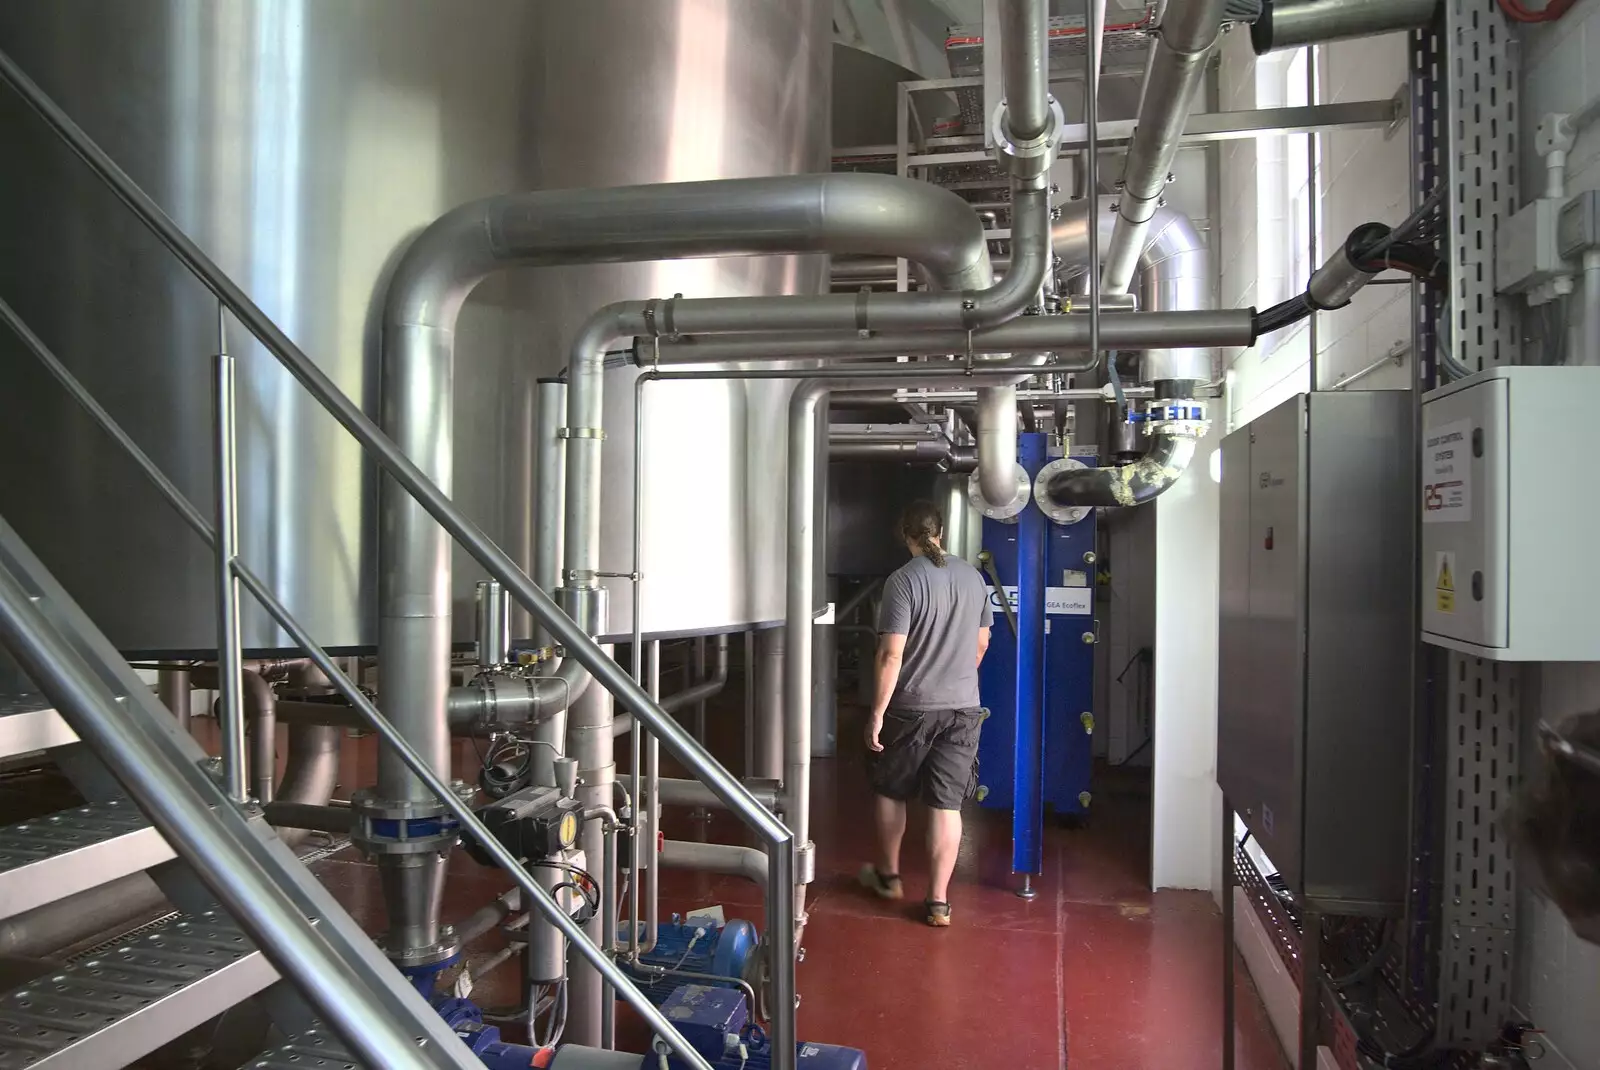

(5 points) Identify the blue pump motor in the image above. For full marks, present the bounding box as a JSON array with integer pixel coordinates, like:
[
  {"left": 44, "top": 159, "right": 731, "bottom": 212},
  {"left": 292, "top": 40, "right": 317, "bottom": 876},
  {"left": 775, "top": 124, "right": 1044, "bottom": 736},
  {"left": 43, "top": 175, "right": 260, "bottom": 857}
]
[
  {"left": 622, "top": 913, "right": 760, "bottom": 1002},
  {"left": 434, "top": 983, "right": 866, "bottom": 1070},
  {"left": 648, "top": 985, "right": 866, "bottom": 1070}
]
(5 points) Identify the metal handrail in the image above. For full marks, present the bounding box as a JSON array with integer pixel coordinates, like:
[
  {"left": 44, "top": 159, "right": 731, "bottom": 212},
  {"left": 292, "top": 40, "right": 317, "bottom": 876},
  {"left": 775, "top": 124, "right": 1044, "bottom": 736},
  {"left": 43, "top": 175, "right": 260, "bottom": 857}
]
[
  {"left": 0, "top": 296, "right": 715, "bottom": 1070},
  {"left": 0, "top": 45, "right": 790, "bottom": 1070},
  {"left": 0, "top": 512, "right": 482, "bottom": 1070}
]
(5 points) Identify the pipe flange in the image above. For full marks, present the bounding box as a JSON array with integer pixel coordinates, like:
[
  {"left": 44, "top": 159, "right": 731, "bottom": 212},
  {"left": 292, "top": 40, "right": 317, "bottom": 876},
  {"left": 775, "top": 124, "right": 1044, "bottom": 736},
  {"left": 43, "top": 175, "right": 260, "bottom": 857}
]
[
  {"left": 967, "top": 464, "right": 1031, "bottom": 524},
  {"left": 381, "top": 927, "right": 461, "bottom": 969},
  {"left": 1145, "top": 399, "right": 1210, "bottom": 440},
  {"left": 1034, "top": 459, "right": 1093, "bottom": 526},
  {"left": 350, "top": 789, "right": 458, "bottom": 856},
  {"left": 991, "top": 96, "right": 1065, "bottom": 181}
]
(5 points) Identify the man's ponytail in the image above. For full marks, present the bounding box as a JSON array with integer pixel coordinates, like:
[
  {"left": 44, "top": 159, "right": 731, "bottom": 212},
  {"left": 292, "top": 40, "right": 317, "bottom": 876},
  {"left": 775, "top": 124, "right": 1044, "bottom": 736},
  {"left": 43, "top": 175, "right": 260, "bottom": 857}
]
[{"left": 897, "top": 500, "right": 948, "bottom": 567}]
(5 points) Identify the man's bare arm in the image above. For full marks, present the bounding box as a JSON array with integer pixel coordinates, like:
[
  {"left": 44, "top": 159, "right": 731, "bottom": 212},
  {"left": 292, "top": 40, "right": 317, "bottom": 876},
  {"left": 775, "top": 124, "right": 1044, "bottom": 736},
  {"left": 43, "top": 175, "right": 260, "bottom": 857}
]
[
  {"left": 867, "top": 632, "right": 907, "bottom": 752},
  {"left": 976, "top": 625, "right": 991, "bottom": 668}
]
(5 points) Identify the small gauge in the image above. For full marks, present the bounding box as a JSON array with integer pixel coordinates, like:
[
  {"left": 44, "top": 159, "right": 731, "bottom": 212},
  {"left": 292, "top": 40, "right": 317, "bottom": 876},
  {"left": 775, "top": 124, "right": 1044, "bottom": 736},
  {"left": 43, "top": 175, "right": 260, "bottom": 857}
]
[{"left": 558, "top": 811, "right": 579, "bottom": 851}]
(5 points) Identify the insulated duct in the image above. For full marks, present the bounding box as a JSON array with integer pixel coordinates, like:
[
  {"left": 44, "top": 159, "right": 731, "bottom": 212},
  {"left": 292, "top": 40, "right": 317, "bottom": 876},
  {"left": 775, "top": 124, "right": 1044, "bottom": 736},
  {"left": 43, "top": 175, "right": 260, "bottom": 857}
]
[
  {"left": 1101, "top": 0, "right": 1228, "bottom": 294},
  {"left": 1251, "top": 0, "right": 1437, "bottom": 55},
  {"left": 1055, "top": 197, "right": 1215, "bottom": 382},
  {"left": 1043, "top": 430, "right": 1198, "bottom": 507}
]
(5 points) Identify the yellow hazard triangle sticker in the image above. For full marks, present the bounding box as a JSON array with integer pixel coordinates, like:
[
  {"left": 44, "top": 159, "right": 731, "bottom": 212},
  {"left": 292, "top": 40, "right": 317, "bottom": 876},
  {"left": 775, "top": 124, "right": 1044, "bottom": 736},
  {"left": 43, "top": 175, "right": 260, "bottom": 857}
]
[{"left": 1435, "top": 552, "right": 1455, "bottom": 613}]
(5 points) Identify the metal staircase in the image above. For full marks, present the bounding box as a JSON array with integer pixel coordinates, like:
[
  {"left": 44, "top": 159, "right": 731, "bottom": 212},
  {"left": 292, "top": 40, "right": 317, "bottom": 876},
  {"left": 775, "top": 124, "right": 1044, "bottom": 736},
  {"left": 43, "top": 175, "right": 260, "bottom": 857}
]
[
  {"left": 0, "top": 798, "right": 172, "bottom": 921},
  {"left": 0, "top": 41, "right": 788, "bottom": 1070}
]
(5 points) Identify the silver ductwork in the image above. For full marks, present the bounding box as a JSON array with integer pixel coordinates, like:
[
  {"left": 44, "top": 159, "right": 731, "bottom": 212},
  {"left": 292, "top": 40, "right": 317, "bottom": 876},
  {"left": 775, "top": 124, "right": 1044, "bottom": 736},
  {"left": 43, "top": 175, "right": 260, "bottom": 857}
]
[
  {"left": 1251, "top": 0, "right": 1437, "bottom": 54},
  {"left": 1101, "top": 0, "right": 1229, "bottom": 294},
  {"left": 1056, "top": 196, "right": 1216, "bottom": 383},
  {"left": 381, "top": 169, "right": 1039, "bottom": 972}
]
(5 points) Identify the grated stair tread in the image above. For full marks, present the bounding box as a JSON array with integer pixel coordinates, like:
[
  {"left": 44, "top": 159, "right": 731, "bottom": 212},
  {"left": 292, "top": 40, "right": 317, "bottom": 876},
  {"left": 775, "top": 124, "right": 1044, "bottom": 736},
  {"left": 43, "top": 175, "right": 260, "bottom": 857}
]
[
  {"left": 0, "top": 799, "right": 175, "bottom": 921},
  {"left": 0, "top": 911, "right": 275, "bottom": 1068},
  {"left": 240, "top": 1028, "right": 362, "bottom": 1069}
]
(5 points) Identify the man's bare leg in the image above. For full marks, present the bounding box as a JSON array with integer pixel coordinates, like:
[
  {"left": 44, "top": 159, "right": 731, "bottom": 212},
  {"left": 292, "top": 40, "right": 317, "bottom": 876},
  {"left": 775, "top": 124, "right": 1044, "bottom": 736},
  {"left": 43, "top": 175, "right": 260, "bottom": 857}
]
[
  {"left": 874, "top": 794, "right": 907, "bottom": 875},
  {"left": 927, "top": 806, "right": 962, "bottom": 904}
]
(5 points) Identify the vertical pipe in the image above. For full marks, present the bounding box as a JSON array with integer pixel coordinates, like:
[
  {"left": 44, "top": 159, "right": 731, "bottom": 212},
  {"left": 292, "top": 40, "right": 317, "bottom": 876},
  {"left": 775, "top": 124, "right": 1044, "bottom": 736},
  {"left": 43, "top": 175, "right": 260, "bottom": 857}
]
[
  {"left": 693, "top": 636, "right": 708, "bottom": 744},
  {"left": 532, "top": 379, "right": 567, "bottom": 649},
  {"left": 475, "top": 580, "right": 510, "bottom": 668},
  {"left": 1012, "top": 433, "right": 1047, "bottom": 891},
  {"left": 754, "top": 629, "right": 786, "bottom": 781},
  {"left": 598, "top": 816, "right": 617, "bottom": 1049},
  {"left": 743, "top": 629, "right": 755, "bottom": 777},
  {"left": 1086, "top": 0, "right": 1104, "bottom": 385},
  {"left": 247, "top": 669, "right": 277, "bottom": 805},
  {"left": 566, "top": 638, "right": 614, "bottom": 1047},
  {"left": 212, "top": 307, "right": 246, "bottom": 804},
  {"left": 1001, "top": 0, "right": 1051, "bottom": 140},
  {"left": 158, "top": 667, "right": 191, "bottom": 730},
  {"left": 811, "top": 611, "right": 838, "bottom": 758},
  {"left": 646, "top": 641, "right": 661, "bottom": 953},
  {"left": 1306, "top": 45, "right": 1321, "bottom": 390}
]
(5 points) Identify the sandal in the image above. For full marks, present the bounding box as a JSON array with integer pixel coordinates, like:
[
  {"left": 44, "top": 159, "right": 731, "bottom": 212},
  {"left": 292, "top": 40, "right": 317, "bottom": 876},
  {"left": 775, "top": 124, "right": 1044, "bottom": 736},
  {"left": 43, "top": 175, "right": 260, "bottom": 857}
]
[
  {"left": 857, "top": 864, "right": 904, "bottom": 900},
  {"left": 925, "top": 900, "right": 952, "bottom": 927}
]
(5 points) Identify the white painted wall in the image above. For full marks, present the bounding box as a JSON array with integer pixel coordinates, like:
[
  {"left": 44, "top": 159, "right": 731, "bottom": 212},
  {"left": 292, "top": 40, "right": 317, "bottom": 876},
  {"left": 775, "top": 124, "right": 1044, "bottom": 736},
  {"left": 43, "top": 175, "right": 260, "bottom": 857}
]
[
  {"left": 1507, "top": 5, "right": 1600, "bottom": 1065},
  {"left": 1150, "top": 433, "right": 1222, "bottom": 891}
]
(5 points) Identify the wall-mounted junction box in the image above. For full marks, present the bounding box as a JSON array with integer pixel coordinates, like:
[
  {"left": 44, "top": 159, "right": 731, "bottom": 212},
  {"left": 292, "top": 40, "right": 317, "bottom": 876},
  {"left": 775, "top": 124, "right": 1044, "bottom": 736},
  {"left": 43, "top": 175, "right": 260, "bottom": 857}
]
[
  {"left": 1422, "top": 366, "right": 1600, "bottom": 660},
  {"left": 1218, "top": 392, "right": 1416, "bottom": 910}
]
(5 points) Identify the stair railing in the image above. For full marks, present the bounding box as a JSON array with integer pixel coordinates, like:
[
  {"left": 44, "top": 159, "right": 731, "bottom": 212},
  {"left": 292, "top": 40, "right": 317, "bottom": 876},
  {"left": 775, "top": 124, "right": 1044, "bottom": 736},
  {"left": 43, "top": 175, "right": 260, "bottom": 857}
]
[{"left": 0, "top": 44, "right": 796, "bottom": 1070}]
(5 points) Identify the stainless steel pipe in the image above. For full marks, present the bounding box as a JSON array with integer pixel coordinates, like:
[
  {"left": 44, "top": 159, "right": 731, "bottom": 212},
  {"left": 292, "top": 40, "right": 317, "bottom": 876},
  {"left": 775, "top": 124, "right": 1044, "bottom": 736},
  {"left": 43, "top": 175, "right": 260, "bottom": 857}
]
[
  {"left": 1001, "top": 0, "right": 1052, "bottom": 142},
  {"left": 157, "top": 667, "right": 191, "bottom": 729},
  {"left": 640, "top": 308, "right": 1252, "bottom": 365},
  {"left": 1252, "top": 0, "right": 1437, "bottom": 54},
  {"left": 531, "top": 379, "right": 567, "bottom": 650},
  {"left": 657, "top": 777, "right": 780, "bottom": 811},
  {"left": 1101, "top": 0, "right": 1228, "bottom": 293},
  {"left": 753, "top": 628, "right": 786, "bottom": 782},
  {"left": 213, "top": 329, "right": 247, "bottom": 805},
  {"left": 660, "top": 840, "right": 770, "bottom": 891}
]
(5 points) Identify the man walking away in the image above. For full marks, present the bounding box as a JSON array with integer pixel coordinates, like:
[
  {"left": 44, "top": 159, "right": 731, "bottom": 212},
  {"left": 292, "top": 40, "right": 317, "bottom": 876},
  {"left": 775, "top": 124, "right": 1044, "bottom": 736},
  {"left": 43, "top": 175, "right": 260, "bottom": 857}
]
[{"left": 859, "top": 500, "right": 993, "bottom": 926}]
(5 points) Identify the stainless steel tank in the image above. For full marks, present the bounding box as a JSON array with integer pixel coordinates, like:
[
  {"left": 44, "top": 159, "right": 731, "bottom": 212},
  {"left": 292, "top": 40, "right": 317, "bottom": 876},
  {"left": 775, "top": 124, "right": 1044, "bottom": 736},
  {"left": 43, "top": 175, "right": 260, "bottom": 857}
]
[{"left": 0, "top": 0, "right": 829, "bottom": 653}]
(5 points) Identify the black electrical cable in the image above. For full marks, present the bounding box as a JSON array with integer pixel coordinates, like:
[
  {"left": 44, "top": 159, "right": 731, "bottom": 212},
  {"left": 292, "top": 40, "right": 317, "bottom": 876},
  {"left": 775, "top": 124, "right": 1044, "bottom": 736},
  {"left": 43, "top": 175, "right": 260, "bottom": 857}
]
[{"left": 529, "top": 859, "right": 601, "bottom": 920}]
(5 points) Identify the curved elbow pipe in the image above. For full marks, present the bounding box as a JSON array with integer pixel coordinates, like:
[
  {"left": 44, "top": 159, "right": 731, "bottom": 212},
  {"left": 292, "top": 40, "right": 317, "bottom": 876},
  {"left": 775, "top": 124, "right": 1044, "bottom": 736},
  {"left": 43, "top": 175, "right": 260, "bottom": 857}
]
[
  {"left": 1044, "top": 433, "right": 1199, "bottom": 508},
  {"left": 976, "top": 386, "right": 1023, "bottom": 506},
  {"left": 447, "top": 656, "right": 594, "bottom": 733},
  {"left": 1054, "top": 197, "right": 1215, "bottom": 382},
  {"left": 659, "top": 839, "right": 768, "bottom": 892},
  {"left": 1101, "top": 0, "right": 1228, "bottom": 293}
]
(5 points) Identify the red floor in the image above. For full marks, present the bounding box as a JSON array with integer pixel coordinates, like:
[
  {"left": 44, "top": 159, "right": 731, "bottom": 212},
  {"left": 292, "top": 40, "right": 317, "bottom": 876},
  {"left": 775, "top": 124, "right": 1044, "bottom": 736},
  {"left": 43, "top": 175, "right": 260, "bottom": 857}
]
[{"left": 293, "top": 686, "right": 1285, "bottom": 1070}]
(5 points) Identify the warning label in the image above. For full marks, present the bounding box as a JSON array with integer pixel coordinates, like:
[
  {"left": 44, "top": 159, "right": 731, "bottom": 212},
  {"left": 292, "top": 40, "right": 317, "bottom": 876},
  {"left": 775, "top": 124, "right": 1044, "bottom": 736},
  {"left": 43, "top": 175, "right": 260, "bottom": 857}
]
[
  {"left": 1423, "top": 419, "right": 1472, "bottom": 524},
  {"left": 1435, "top": 551, "right": 1456, "bottom": 614}
]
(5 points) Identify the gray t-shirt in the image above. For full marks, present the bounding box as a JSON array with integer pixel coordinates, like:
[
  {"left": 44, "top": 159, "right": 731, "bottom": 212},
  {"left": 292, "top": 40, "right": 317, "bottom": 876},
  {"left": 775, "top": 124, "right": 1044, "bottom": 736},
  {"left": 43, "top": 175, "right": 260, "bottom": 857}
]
[{"left": 877, "top": 554, "right": 995, "bottom": 711}]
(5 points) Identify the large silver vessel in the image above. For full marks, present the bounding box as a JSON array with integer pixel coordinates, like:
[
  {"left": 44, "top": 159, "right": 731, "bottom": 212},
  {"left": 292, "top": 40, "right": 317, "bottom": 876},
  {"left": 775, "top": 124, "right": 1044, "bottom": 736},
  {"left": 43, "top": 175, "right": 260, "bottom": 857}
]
[{"left": 0, "top": 0, "right": 830, "bottom": 652}]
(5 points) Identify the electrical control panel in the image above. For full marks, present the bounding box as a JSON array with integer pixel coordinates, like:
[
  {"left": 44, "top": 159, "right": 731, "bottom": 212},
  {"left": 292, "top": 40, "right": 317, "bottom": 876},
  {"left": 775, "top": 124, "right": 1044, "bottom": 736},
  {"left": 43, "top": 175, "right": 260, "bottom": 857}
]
[{"left": 1422, "top": 366, "right": 1600, "bottom": 660}]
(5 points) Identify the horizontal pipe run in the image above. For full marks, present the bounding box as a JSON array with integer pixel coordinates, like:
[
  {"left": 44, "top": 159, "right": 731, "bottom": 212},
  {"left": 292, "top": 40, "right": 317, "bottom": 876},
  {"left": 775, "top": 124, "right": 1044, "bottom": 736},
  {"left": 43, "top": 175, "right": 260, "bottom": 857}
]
[
  {"left": 261, "top": 801, "right": 351, "bottom": 835},
  {"left": 637, "top": 309, "right": 1253, "bottom": 366},
  {"left": 1252, "top": 0, "right": 1438, "bottom": 55},
  {"left": 659, "top": 840, "right": 769, "bottom": 892},
  {"left": 657, "top": 777, "right": 781, "bottom": 811},
  {"left": 457, "top": 890, "right": 522, "bottom": 946}
]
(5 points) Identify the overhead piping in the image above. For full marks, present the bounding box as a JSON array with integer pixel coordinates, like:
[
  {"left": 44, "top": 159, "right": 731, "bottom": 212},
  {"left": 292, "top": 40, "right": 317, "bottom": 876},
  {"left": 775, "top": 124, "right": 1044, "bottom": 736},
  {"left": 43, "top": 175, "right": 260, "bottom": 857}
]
[
  {"left": 1101, "top": 0, "right": 1229, "bottom": 293},
  {"left": 1054, "top": 196, "right": 1216, "bottom": 382},
  {"left": 1251, "top": 0, "right": 1438, "bottom": 54}
]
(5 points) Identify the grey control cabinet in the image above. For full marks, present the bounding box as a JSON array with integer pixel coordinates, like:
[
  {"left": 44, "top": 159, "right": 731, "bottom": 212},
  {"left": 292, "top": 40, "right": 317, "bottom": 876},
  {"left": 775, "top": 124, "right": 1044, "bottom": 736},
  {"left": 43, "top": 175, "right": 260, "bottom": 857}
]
[{"left": 1218, "top": 392, "right": 1416, "bottom": 910}]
